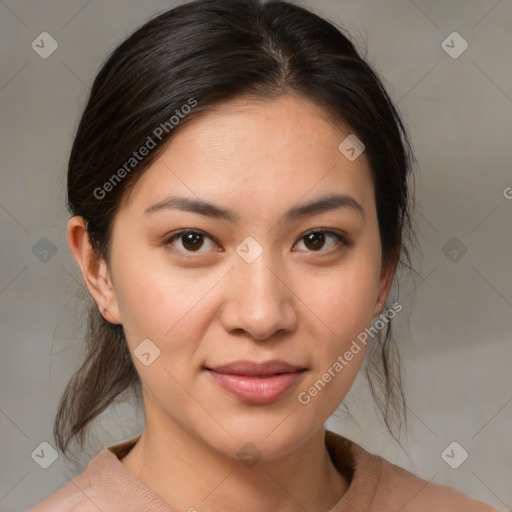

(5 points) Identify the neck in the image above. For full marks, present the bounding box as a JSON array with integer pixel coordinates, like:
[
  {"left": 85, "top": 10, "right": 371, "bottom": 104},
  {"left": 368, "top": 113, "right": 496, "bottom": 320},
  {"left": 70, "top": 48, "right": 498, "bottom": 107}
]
[{"left": 120, "top": 421, "right": 348, "bottom": 512}]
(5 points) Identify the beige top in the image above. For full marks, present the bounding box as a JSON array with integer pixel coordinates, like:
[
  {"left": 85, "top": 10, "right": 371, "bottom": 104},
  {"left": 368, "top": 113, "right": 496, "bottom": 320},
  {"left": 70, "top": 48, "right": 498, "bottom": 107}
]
[{"left": 30, "top": 430, "right": 503, "bottom": 511}]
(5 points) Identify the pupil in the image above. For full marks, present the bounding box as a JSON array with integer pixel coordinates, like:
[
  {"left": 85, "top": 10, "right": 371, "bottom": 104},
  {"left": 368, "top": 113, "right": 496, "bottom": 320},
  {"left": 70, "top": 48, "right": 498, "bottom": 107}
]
[
  {"left": 183, "top": 232, "right": 202, "bottom": 251},
  {"left": 306, "top": 232, "right": 324, "bottom": 250}
]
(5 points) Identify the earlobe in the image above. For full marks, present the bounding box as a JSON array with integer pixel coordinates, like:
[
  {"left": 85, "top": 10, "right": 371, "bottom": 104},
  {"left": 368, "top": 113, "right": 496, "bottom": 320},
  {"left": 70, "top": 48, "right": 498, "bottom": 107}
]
[{"left": 67, "top": 216, "right": 121, "bottom": 324}]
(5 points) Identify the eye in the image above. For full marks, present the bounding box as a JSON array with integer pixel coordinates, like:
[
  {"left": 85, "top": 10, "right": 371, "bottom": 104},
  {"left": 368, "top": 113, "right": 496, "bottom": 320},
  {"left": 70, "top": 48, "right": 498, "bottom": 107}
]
[
  {"left": 165, "top": 228, "right": 350, "bottom": 255},
  {"left": 294, "top": 229, "right": 350, "bottom": 253},
  {"left": 165, "top": 230, "right": 218, "bottom": 253}
]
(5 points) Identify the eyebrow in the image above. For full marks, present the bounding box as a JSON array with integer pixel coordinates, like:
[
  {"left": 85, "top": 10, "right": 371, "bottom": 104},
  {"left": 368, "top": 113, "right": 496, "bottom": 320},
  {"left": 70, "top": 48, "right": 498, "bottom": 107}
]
[{"left": 144, "top": 193, "right": 365, "bottom": 223}]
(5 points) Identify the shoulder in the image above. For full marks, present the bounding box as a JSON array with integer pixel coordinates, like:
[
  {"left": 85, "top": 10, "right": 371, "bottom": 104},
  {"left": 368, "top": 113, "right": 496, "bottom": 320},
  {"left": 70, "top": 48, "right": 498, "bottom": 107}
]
[
  {"left": 324, "top": 430, "right": 504, "bottom": 512},
  {"left": 363, "top": 445, "right": 503, "bottom": 512},
  {"left": 29, "top": 436, "right": 143, "bottom": 512},
  {"left": 29, "top": 471, "right": 96, "bottom": 512},
  {"left": 28, "top": 451, "right": 109, "bottom": 512}
]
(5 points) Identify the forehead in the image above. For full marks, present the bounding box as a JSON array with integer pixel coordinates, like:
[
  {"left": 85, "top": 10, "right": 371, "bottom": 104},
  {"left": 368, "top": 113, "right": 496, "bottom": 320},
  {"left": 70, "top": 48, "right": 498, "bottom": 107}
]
[{"left": 118, "top": 93, "right": 375, "bottom": 219}]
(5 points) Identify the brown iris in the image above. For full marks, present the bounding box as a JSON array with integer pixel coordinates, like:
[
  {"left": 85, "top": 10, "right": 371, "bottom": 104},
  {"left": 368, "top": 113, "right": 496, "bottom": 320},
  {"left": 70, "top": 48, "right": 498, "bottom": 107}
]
[
  {"left": 303, "top": 232, "right": 327, "bottom": 251},
  {"left": 181, "top": 231, "right": 205, "bottom": 251}
]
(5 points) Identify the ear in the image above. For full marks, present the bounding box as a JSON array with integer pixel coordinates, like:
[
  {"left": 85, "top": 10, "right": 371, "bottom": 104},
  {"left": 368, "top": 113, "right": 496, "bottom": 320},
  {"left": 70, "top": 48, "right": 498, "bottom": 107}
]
[
  {"left": 67, "top": 216, "right": 121, "bottom": 324},
  {"left": 372, "top": 257, "right": 396, "bottom": 318}
]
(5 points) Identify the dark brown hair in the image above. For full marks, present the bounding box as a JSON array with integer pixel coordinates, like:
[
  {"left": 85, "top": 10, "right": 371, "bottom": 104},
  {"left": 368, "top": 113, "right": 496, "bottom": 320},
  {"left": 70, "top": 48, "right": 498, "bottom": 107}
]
[{"left": 55, "top": 0, "right": 417, "bottom": 458}]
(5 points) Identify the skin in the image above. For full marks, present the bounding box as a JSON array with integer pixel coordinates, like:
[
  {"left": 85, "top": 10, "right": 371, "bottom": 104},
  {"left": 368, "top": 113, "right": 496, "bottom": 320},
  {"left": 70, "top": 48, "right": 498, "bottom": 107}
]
[{"left": 68, "top": 92, "right": 394, "bottom": 512}]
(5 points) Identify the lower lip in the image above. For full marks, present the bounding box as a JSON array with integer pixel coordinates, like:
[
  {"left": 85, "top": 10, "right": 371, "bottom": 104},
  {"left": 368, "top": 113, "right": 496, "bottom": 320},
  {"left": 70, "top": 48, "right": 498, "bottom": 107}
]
[{"left": 206, "top": 370, "right": 305, "bottom": 404}]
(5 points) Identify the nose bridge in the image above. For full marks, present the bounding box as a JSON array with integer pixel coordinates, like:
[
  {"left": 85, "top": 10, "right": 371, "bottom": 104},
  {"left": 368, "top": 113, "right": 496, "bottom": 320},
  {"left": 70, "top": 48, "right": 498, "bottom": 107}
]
[
  {"left": 224, "top": 235, "right": 297, "bottom": 339},
  {"left": 238, "top": 243, "right": 279, "bottom": 301}
]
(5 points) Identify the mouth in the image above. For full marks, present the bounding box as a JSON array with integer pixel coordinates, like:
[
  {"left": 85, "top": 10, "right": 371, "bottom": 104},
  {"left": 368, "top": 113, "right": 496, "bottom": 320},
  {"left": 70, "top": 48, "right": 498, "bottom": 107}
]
[{"left": 204, "top": 360, "right": 307, "bottom": 405}]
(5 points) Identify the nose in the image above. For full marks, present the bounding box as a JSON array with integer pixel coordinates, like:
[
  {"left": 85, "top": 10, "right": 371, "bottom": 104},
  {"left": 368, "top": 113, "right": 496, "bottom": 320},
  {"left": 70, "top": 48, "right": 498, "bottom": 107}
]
[{"left": 219, "top": 247, "right": 298, "bottom": 341}]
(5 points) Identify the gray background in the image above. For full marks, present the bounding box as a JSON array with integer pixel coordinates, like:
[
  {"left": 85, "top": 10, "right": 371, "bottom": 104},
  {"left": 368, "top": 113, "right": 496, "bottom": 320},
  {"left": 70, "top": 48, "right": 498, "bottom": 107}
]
[{"left": 1, "top": 0, "right": 511, "bottom": 510}]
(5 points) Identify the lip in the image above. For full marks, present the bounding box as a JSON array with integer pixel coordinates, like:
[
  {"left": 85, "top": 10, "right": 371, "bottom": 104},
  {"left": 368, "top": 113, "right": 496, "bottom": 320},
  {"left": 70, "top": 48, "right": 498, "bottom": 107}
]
[{"left": 205, "top": 360, "right": 307, "bottom": 405}]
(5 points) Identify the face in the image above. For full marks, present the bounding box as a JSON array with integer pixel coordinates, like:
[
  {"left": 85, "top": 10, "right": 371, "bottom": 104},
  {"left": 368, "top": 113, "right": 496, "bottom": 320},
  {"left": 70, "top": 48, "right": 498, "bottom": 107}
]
[{"left": 96, "top": 93, "right": 392, "bottom": 460}]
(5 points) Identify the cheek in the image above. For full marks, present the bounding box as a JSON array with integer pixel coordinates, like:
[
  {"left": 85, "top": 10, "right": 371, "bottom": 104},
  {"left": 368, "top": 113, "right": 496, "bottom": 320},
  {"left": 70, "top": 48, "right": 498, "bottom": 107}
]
[
  {"left": 307, "top": 257, "right": 380, "bottom": 343},
  {"left": 296, "top": 265, "right": 378, "bottom": 411},
  {"left": 113, "top": 250, "right": 220, "bottom": 355}
]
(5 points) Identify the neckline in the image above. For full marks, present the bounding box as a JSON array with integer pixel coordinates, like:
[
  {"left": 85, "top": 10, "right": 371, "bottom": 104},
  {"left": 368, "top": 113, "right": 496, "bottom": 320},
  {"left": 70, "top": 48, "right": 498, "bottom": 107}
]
[
  {"left": 108, "top": 430, "right": 355, "bottom": 468},
  {"left": 97, "top": 429, "right": 376, "bottom": 511}
]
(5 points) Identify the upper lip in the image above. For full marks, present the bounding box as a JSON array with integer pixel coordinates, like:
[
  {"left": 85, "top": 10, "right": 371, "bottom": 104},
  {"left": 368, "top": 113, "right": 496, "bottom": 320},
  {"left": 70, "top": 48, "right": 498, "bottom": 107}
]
[{"left": 206, "top": 360, "right": 306, "bottom": 376}]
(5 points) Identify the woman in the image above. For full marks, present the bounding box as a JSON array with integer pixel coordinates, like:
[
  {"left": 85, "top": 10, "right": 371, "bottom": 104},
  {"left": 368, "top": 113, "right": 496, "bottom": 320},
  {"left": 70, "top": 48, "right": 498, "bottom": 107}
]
[{"left": 30, "top": 0, "right": 502, "bottom": 510}]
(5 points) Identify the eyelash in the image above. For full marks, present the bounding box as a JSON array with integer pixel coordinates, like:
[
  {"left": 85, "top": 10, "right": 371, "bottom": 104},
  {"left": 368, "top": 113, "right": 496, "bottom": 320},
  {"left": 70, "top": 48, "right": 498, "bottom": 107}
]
[{"left": 164, "top": 228, "right": 351, "bottom": 255}]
